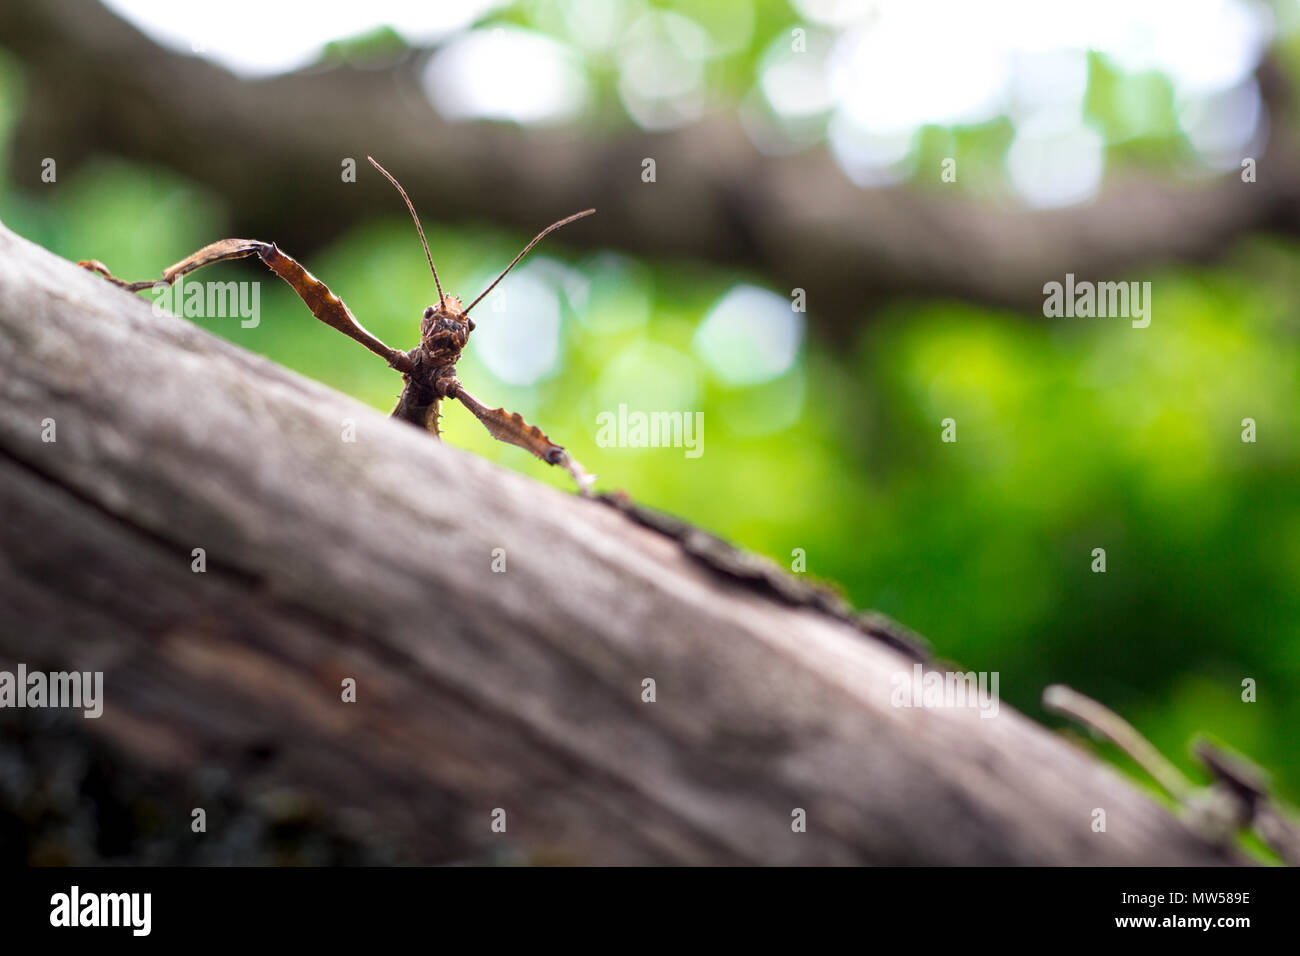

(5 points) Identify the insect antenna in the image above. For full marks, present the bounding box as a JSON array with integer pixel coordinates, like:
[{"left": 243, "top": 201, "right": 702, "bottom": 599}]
[
  {"left": 367, "top": 156, "right": 444, "bottom": 304},
  {"left": 463, "top": 208, "right": 595, "bottom": 317}
]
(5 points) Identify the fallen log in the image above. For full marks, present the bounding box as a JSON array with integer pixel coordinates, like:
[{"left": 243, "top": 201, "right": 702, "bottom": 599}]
[{"left": 0, "top": 221, "right": 1238, "bottom": 864}]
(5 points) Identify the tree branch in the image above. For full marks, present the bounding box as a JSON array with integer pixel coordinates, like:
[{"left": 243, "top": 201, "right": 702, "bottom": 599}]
[
  {"left": 0, "top": 220, "right": 1242, "bottom": 864},
  {"left": 1, "top": 0, "right": 1297, "bottom": 335}
]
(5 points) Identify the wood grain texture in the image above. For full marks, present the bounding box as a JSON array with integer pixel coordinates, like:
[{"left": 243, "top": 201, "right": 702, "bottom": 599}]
[{"left": 0, "top": 222, "right": 1238, "bottom": 864}]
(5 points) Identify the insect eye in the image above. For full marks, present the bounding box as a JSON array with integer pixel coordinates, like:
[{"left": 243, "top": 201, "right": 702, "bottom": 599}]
[
  {"left": 466, "top": 318, "right": 475, "bottom": 332},
  {"left": 423, "top": 306, "right": 435, "bottom": 320}
]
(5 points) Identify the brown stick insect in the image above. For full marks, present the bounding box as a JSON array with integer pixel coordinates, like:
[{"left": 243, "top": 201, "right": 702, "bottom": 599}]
[{"left": 79, "top": 157, "right": 597, "bottom": 492}]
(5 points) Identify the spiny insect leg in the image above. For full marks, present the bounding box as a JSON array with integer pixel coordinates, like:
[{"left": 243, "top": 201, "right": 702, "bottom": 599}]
[
  {"left": 79, "top": 240, "right": 413, "bottom": 373},
  {"left": 449, "top": 382, "right": 595, "bottom": 494}
]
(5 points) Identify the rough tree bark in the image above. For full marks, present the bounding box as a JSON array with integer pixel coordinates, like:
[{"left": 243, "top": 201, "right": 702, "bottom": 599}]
[
  {"left": 0, "top": 221, "right": 1241, "bottom": 865},
  {"left": 1, "top": 0, "right": 1297, "bottom": 334}
]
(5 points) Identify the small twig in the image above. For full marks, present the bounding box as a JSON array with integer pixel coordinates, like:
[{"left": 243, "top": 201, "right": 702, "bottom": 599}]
[
  {"left": 1043, "top": 684, "right": 1193, "bottom": 801},
  {"left": 1045, "top": 684, "right": 1300, "bottom": 862}
]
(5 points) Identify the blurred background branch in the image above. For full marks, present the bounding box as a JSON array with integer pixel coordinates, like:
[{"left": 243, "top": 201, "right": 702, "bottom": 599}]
[{"left": 2, "top": 0, "right": 1298, "bottom": 328}]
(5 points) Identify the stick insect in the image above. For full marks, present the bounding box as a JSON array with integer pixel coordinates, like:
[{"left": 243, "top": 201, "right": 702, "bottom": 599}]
[{"left": 79, "top": 157, "right": 597, "bottom": 492}]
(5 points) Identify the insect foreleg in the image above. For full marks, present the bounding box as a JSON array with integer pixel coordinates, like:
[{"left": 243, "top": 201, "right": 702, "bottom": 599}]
[
  {"left": 80, "top": 240, "right": 413, "bottom": 373},
  {"left": 449, "top": 382, "right": 594, "bottom": 494}
]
